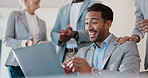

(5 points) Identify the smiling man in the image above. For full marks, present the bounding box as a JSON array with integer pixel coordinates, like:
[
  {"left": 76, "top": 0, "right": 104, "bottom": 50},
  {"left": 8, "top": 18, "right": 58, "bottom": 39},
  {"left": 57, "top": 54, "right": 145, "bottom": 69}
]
[{"left": 63, "top": 3, "right": 141, "bottom": 78}]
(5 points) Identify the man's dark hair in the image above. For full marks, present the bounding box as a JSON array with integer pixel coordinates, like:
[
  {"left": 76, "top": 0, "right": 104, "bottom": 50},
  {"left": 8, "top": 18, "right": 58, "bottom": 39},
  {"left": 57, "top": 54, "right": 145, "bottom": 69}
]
[{"left": 87, "top": 3, "right": 113, "bottom": 22}]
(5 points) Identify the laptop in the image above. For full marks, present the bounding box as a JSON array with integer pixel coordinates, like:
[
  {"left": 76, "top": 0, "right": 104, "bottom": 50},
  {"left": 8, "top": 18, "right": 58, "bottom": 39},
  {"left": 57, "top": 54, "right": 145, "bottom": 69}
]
[{"left": 12, "top": 42, "right": 65, "bottom": 77}]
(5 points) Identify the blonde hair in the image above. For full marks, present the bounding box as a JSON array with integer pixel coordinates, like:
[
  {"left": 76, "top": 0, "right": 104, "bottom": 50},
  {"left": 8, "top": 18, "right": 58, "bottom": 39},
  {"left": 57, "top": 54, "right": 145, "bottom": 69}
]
[{"left": 18, "top": 0, "right": 27, "bottom": 9}]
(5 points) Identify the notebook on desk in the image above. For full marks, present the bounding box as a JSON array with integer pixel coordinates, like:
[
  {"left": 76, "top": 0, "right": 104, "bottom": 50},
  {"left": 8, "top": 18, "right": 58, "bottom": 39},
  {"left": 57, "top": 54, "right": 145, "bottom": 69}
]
[{"left": 12, "top": 42, "right": 65, "bottom": 77}]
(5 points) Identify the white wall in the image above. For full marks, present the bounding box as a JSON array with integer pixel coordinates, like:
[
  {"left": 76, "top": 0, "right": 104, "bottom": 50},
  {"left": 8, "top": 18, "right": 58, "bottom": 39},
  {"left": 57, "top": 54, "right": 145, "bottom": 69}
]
[{"left": 0, "top": 0, "right": 147, "bottom": 78}]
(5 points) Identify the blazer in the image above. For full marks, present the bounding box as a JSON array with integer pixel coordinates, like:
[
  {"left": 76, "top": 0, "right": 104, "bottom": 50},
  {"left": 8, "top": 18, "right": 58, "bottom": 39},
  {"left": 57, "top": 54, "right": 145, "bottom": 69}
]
[
  {"left": 76, "top": 34, "right": 140, "bottom": 78},
  {"left": 3, "top": 10, "right": 47, "bottom": 66},
  {"left": 132, "top": 0, "right": 148, "bottom": 70},
  {"left": 50, "top": 0, "right": 102, "bottom": 62}
]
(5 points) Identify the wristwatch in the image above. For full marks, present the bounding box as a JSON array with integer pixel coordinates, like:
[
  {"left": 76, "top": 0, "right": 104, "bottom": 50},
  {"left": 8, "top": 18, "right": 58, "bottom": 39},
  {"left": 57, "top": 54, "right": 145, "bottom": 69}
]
[{"left": 91, "top": 67, "right": 100, "bottom": 76}]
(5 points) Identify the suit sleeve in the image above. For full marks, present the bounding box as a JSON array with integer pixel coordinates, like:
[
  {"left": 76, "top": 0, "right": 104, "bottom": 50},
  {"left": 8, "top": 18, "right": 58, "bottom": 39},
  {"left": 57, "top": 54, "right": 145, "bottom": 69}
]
[
  {"left": 3, "top": 11, "right": 23, "bottom": 49},
  {"left": 50, "top": 8, "right": 62, "bottom": 46},
  {"left": 77, "top": 30, "right": 91, "bottom": 44},
  {"left": 132, "top": 0, "right": 144, "bottom": 40}
]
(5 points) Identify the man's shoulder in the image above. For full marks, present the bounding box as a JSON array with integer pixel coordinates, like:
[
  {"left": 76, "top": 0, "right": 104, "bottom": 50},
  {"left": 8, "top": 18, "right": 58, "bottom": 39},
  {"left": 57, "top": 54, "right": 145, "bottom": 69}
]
[
  {"left": 10, "top": 10, "right": 23, "bottom": 15},
  {"left": 76, "top": 45, "right": 92, "bottom": 55},
  {"left": 60, "top": 2, "right": 70, "bottom": 9},
  {"left": 114, "top": 41, "right": 138, "bottom": 55},
  {"left": 111, "top": 34, "right": 137, "bottom": 48},
  {"left": 58, "top": 3, "right": 70, "bottom": 13},
  {"left": 119, "top": 41, "right": 137, "bottom": 47}
]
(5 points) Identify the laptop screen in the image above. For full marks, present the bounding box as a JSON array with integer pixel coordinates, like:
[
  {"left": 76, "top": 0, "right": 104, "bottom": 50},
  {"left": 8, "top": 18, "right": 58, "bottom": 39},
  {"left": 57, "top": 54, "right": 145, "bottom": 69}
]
[{"left": 13, "top": 42, "right": 65, "bottom": 77}]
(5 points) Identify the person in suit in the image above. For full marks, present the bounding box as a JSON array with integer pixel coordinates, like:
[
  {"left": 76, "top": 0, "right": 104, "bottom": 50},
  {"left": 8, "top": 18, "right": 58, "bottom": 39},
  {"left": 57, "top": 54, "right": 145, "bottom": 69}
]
[
  {"left": 62, "top": 3, "right": 140, "bottom": 77},
  {"left": 50, "top": 0, "right": 101, "bottom": 62},
  {"left": 3, "top": 0, "right": 47, "bottom": 77},
  {"left": 117, "top": 0, "right": 148, "bottom": 71}
]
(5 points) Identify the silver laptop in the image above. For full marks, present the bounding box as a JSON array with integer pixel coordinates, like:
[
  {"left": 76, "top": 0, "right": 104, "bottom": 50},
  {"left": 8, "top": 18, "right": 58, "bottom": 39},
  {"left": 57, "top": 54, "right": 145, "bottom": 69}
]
[{"left": 13, "top": 42, "right": 65, "bottom": 77}]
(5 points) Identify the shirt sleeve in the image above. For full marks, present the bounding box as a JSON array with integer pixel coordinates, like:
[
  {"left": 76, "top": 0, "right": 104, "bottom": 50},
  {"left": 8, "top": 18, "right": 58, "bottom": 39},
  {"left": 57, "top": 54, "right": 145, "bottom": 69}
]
[{"left": 21, "top": 40, "right": 28, "bottom": 47}]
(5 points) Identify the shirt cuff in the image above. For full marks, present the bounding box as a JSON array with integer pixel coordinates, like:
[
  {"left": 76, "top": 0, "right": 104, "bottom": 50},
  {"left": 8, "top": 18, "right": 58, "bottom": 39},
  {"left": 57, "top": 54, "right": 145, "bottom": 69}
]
[{"left": 21, "top": 40, "right": 28, "bottom": 47}]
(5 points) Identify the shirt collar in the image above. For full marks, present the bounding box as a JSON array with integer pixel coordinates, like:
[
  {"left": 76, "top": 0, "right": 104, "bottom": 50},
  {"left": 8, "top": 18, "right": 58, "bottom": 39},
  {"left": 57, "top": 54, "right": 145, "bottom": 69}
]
[
  {"left": 92, "top": 33, "right": 112, "bottom": 49},
  {"left": 25, "top": 11, "right": 36, "bottom": 18}
]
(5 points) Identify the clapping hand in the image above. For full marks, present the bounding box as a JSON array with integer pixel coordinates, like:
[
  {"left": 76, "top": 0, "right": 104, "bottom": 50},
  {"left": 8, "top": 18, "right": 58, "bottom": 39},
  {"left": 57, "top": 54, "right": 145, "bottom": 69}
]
[{"left": 59, "top": 25, "right": 76, "bottom": 42}]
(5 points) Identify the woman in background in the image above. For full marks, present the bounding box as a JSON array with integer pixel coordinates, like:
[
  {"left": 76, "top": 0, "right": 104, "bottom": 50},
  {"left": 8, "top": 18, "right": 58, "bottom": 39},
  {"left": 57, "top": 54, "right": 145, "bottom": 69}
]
[{"left": 3, "top": 0, "right": 47, "bottom": 77}]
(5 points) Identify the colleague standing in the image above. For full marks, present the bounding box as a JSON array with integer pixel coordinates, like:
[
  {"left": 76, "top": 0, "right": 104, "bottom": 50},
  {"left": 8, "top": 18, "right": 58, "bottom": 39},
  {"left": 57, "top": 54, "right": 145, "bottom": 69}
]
[
  {"left": 117, "top": 0, "right": 148, "bottom": 70},
  {"left": 3, "top": 0, "right": 47, "bottom": 77},
  {"left": 51, "top": 0, "right": 101, "bottom": 62}
]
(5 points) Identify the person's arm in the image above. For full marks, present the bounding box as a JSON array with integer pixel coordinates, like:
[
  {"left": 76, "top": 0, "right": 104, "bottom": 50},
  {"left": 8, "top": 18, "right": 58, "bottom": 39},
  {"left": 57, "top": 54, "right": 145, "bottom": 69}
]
[
  {"left": 59, "top": 25, "right": 91, "bottom": 44},
  {"left": 3, "top": 11, "right": 25, "bottom": 49},
  {"left": 58, "top": 25, "right": 76, "bottom": 43},
  {"left": 76, "top": 30, "right": 91, "bottom": 44},
  {"left": 117, "top": 35, "right": 140, "bottom": 45},
  {"left": 132, "top": 0, "right": 145, "bottom": 40},
  {"left": 117, "top": 0, "right": 144, "bottom": 45},
  {"left": 69, "top": 42, "right": 140, "bottom": 78},
  {"left": 50, "top": 8, "right": 82, "bottom": 45},
  {"left": 50, "top": 8, "right": 63, "bottom": 46}
]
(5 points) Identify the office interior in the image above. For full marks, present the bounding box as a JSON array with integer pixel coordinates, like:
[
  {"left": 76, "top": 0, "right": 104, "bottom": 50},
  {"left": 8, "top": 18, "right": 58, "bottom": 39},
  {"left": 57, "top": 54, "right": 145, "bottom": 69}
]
[{"left": 0, "top": 0, "right": 146, "bottom": 78}]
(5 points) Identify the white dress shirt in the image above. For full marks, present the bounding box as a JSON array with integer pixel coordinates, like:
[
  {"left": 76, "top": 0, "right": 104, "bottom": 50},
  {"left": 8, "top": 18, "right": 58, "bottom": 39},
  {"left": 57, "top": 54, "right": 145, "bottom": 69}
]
[
  {"left": 66, "top": 2, "right": 83, "bottom": 48},
  {"left": 21, "top": 11, "right": 39, "bottom": 47}
]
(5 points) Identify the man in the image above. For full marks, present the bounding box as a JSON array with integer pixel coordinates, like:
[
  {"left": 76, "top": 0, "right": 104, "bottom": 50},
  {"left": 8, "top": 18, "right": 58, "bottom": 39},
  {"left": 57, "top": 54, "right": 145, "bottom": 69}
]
[
  {"left": 63, "top": 3, "right": 140, "bottom": 78},
  {"left": 117, "top": 0, "right": 148, "bottom": 70},
  {"left": 50, "top": 0, "right": 101, "bottom": 62}
]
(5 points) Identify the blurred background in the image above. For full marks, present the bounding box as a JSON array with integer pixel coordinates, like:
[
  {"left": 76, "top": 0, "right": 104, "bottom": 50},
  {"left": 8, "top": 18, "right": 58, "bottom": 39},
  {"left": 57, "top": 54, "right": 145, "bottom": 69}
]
[{"left": 0, "top": 0, "right": 146, "bottom": 78}]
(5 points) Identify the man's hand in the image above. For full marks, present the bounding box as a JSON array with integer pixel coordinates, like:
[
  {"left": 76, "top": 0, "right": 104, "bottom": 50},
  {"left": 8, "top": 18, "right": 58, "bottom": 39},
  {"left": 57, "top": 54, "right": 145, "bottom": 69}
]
[
  {"left": 117, "top": 19, "right": 147, "bottom": 45},
  {"left": 61, "top": 60, "right": 73, "bottom": 74},
  {"left": 59, "top": 29, "right": 71, "bottom": 42},
  {"left": 67, "top": 25, "right": 78, "bottom": 40},
  {"left": 117, "top": 35, "right": 139, "bottom": 45},
  {"left": 67, "top": 57, "right": 92, "bottom": 74},
  {"left": 58, "top": 25, "right": 77, "bottom": 42},
  {"left": 138, "top": 19, "right": 148, "bottom": 33}
]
